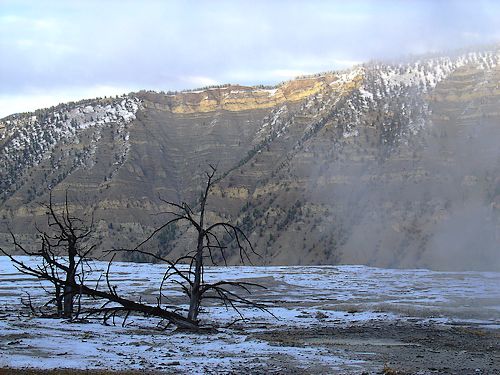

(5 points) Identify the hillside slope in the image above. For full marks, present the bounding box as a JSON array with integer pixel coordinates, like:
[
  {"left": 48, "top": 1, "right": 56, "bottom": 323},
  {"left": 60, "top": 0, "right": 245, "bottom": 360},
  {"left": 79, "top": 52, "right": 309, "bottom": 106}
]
[{"left": 1, "top": 46, "right": 499, "bottom": 270}]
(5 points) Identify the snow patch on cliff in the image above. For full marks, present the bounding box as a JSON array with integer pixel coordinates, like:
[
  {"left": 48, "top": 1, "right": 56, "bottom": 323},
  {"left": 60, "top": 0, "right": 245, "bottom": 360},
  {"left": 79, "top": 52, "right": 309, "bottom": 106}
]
[{"left": 0, "top": 96, "right": 141, "bottom": 196}]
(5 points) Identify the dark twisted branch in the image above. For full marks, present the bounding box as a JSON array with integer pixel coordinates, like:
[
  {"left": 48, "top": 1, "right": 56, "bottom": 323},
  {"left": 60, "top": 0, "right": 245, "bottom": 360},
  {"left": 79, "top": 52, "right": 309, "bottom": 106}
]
[
  {"left": 0, "top": 251, "right": 198, "bottom": 329},
  {"left": 113, "top": 165, "right": 272, "bottom": 324}
]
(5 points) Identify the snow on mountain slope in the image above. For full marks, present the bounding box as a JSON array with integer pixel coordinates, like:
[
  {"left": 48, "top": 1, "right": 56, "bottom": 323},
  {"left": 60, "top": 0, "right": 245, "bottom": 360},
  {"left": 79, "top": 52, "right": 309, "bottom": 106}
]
[{"left": 0, "top": 96, "right": 141, "bottom": 197}]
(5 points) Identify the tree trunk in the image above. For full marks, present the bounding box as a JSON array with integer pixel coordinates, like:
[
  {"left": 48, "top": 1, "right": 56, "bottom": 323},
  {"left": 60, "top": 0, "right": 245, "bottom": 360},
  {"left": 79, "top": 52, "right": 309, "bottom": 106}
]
[
  {"left": 188, "top": 232, "right": 204, "bottom": 322},
  {"left": 63, "top": 284, "right": 74, "bottom": 317},
  {"left": 63, "top": 241, "right": 77, "bottom": 318}
]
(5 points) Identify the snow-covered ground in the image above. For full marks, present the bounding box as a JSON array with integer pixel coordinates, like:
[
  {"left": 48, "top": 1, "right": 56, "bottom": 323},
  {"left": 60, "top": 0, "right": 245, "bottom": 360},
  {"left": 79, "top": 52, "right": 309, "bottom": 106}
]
[{"left": 1, "top": 256, "right": 499, "bottom": 373}]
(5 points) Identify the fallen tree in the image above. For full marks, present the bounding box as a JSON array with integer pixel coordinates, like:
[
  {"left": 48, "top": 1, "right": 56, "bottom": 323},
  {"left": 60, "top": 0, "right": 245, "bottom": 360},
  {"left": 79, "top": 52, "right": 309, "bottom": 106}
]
[
  {"left": 1, "top": 167, "right": 270, "bottom": 330},
  {"left": 0, "top": 191, "right": 197, "bottom": 329}
]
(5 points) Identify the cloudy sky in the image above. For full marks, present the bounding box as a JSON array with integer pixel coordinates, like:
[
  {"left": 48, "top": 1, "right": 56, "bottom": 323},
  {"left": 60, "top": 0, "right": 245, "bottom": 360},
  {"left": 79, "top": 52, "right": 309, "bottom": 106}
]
[{"left": 1, "top": 0, "right": 499, "bottom": 117}]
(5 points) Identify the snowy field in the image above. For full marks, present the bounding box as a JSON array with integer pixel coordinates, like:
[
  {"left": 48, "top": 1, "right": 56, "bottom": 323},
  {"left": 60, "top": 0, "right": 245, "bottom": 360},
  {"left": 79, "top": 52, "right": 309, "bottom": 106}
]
[{"left": 1, "top": 256, "right": 500, "bottom": 373}]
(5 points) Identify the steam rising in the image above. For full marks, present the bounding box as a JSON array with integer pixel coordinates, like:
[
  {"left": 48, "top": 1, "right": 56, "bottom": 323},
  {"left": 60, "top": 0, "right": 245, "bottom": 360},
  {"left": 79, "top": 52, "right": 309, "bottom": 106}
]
[{"left": 304, "top": 59, "right": 500, "bottom": 272}]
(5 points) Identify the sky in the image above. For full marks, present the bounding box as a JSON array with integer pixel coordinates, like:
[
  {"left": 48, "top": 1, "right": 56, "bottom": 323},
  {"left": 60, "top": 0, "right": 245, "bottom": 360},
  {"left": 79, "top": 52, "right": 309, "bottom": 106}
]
[{"left": 1, "top": 0, "right": 500, "bottom": 117}]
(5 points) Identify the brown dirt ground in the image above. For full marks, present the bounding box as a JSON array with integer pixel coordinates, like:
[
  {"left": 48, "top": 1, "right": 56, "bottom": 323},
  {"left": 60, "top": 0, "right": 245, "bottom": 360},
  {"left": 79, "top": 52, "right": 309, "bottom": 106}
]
[{"left": 253, "top": 321, "right": 500, "bottom": 374}]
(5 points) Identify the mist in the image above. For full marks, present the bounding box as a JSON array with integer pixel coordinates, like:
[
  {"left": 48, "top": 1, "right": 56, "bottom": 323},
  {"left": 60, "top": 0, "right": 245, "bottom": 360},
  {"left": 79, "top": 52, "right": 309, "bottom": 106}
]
[{"left": 304, "top": 60, "right": 500, "bottom": 272}]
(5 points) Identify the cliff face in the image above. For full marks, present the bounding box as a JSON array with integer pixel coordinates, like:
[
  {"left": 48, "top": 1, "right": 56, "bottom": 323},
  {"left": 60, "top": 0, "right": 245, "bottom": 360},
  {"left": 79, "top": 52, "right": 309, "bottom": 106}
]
[{"left": 1, "top": 46, "right": 499, "bottom": 270}]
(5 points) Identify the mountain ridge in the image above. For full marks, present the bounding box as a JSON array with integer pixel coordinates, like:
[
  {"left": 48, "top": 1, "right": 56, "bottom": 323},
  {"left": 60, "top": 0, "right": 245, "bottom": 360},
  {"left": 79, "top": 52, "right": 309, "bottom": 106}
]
[{"left": 1, "top": 45, "right": 499, "bottom": 271}]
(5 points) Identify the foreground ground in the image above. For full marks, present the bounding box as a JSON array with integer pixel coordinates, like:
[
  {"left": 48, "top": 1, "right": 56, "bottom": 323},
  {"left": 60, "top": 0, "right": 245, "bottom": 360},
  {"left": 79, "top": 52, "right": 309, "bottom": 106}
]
[{"left": 1, "top": 257, "right": 499, "bottom": 374}]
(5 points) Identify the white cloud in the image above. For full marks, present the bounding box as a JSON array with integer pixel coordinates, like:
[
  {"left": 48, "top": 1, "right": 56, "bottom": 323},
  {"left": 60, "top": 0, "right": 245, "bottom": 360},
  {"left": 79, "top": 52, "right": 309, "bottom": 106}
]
[
  {"left": 0, "top": 14, "right": 22, "bottom": 24},
  {"left": 15, "top": 39, "right": 34, "bottom": 48},
  {"left": 0, "top": 85, "right": 138, "bottom": 118},
  {"left": 182, "top": 76, "right": 218, "bottom": 87},
  {"left": 32, "top": 18, "right": 58, "bottom": 31},
  {"left": 332, "top": 59, "right": 362, "bottom": 68},
  {"left": 0, "top": 14, "right": 58, "bottom": 31},
  {"left": 271, "top": 69, "right": 311, "bottom": 79},
  {"left": 2, "top": 0, "right": 500, "bottom": 117}
]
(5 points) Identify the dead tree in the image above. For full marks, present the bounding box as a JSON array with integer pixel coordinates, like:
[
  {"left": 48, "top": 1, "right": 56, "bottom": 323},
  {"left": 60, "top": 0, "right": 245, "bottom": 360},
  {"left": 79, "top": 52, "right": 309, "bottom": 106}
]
[
  {"left": 2, "top": 169, "right": 270, "bottom": 330},
  {"left": 1, "top": 198, "right": 198, "bottom": 329},
  {"left": 45, "top": 192, "right": 95, "bottom": 318},
  {"left": 116, "top": 165, "right": 269, "bottom": 325},
  {"left": 0, "top": 192, "right": 96, "bottom": 318},
  {"left": 2, "top": 250, "right": 198, "bottom": 329}
]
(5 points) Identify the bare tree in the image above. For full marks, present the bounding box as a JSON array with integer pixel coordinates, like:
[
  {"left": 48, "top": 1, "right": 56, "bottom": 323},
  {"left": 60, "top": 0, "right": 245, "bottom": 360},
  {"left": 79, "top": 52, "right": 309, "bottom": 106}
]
[
  {"left": 1, "top": 192, "right": 96, "bottom": 318},
  {"left": 0, "top": 191, "right": 197, "bottom": 329},
  {"left": 116, "top": 165, "right": 269, "bottom": 325},
  {"left": 1, "top": 169, "right": 270, "bottom": 330}
]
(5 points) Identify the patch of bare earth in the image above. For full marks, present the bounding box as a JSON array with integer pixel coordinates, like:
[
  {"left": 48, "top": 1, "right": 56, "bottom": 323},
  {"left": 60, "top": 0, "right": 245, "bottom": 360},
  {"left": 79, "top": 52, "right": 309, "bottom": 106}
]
[{"left": 254, "top": 321, "right": 500, "bottom": 374}]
